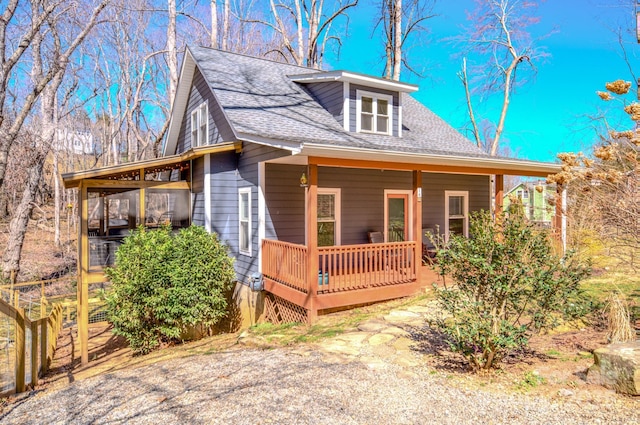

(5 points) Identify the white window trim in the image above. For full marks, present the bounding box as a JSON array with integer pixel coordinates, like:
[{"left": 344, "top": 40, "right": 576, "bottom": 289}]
[
  {"left": 355, "top": 89, "right": 393, "bottom": 135},
  {"left": 444, "top": 190, "right": 469, "bottom": 241},
  {"left": 239, "top": 187, "right": 252, "bottom": 256},
  {"left": 383, "top": 189, "right": 413, "bottom": 243},
  {"left": 204, "top": 154, "right": 212, "bottom": 233},
  {"left": 342, "top": 82, "right": 350, "bottom": 131},
  {"left": 317, "top": 188, "right": 341, "bottom": 246},
  {"left": 190, "top": 101, "right": 209, "bottom": 148}
]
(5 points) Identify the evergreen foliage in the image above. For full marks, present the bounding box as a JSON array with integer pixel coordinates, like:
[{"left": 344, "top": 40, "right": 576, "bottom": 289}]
[
  {"left": 105, "top": 225, "right": 236, "bottom": 354},
  {"left": 433, "top": 209, "right": 592, "bottom": 370}
]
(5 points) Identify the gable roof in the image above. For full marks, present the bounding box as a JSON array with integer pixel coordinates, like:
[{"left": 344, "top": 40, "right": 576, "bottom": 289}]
[{"left": 164, "top": 46, "right": 561, "bottom": 176}]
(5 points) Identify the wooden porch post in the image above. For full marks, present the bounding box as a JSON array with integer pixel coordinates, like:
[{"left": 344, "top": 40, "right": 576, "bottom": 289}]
[
  {"left": 306, "top": 164, "right": 318, "bottom": 322},
  {"left": 139, "top": 168, "right": 145, "bottom": 226},
  {"left": 412, "top": 170, "right": 422, "bottom": 282},
  {"left": 78, "top": 182, "right": 89, "bottom": 365},
  {"left": 495, "top": 174, "right": 504, "bottom": 215}
]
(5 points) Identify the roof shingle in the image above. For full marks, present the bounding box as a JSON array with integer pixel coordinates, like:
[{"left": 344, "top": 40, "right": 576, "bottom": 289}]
[{"left": 189, "top": 46, "right": 491, "bottom": 158}]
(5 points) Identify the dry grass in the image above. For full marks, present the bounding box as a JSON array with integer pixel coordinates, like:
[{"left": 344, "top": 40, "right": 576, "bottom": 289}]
[{"left": 605, "top": 292, "right": 636, "bottom": 343}]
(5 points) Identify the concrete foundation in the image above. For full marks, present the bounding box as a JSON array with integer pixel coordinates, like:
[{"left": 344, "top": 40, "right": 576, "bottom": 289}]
[{"left": 232, "top": 282, "right": 265, "bottom": 328}]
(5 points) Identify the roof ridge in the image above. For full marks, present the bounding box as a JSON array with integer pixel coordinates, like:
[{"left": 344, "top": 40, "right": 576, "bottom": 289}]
[{"left": 187, "top": 45, "right": 322, "bottom": 74}]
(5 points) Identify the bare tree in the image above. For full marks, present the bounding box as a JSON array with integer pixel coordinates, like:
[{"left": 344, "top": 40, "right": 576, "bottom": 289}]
[
  {"left": 211, "top": 0, "right": 218, "bottom": 47},
  {"left": 1, "top": 0, "right": 109, "bottom": 280},
  {"left": 88, "top": 0, "right": 171, "bottom": 163},
  {"left": 457, "top": 0, "right": 547, "bottom": 156},
  {"left": 549, "top": 80, "right": 639, "bottom": 267},
  {"left": 266, "top": 0, "right": 358, "bottom": 68},
  {"left": 374, "top": 0, "right": 436, "bottom": 81},
  {"left": 221, "top": 0, "right": 230, "bottom": 50},
  {"left": 167, "top": 0, "right": 178, "bottom": 107}
]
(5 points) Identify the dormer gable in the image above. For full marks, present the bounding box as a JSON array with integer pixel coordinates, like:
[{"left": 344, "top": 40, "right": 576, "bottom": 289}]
[{"left": 289, "top": 71, "right": 417, "bottom": 137}]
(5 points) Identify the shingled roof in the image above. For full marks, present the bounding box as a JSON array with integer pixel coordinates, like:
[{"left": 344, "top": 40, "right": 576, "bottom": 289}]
[{"left": 164, "top": 46, "right": 560, "bottom": 176}]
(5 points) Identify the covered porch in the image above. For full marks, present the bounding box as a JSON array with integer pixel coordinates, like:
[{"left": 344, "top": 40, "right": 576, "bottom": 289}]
[
  {"left": 62, "top": 143, "right": 242, "bottom": 365},
  {"left": 259, "top": 156, "right": 563, "bottom": 322}
]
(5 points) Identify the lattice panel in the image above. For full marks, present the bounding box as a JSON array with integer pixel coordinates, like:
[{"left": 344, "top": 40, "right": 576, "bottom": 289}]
[{"left": 264, "top": 294, "right": 309, "bottom": 324}]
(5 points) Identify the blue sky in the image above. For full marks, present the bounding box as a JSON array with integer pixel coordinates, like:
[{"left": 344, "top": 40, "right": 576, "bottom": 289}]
[{"left": 328, "top": 0, "right": 639, "bottom": 162}]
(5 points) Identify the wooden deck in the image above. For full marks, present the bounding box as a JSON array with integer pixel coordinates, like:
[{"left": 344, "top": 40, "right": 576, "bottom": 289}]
[{"left": 262, "top": 239, "right": 440, "bottom": 321}]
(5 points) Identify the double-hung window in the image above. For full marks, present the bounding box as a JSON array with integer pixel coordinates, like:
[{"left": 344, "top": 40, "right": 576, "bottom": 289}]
[
  {"left": 317, "top": 188, "right": 341, "bottom": 247},
  {"left": 239, "top": 188, "right": 251, "bottom": 255},
  {"left": 356, "top": 90, "right": 392, "bottom": 135},
  {"left": 445, "top": 191, "right": 469, "bottom": 240},
  {"left": 190, "top": 102, "right": 208, "bottom": 147}
]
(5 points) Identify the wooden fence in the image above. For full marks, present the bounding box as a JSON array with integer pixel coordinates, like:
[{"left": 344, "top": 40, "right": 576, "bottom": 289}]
[{"left": 0, "top": 298, "right": 63, "bottom": 397}]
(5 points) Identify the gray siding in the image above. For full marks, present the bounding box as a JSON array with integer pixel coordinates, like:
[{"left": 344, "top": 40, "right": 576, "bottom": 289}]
[
  {"left": 210, "top": 151, "right": 238, "bottom": 252},
  {"left": 265, "top": 165, "right": 412, "bottom": 245},
  {"left": 192, "top": 192, "right": 205, "bottom": 226},
  {"left": 176, "top": 67, "right": 234, "bottom": 154},
  {"left": 349, "top": 83, "right": 400, "bottom": 137},
  {"left": 304, "top": 82, "right": 344, "bottom": 124},
  {"left": 265, "top": 166, "right": 491, "bottom": 246},
  {"left": 191, "top": 157, "right": 205, "bottom": 226},
  {"left": 265, "top": 164, "right": 307, "bottom": 245},
  {"left": 422, "top": 173, "right": 491, "bottom": 236},
  {"left": 320, "top": 167, "right": 411, "bottom": 244},
  {"left": 206, "top": 143, "right": 290, "bottom": 285}
]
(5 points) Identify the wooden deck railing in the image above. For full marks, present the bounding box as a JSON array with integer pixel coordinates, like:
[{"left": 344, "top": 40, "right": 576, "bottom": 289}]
[
  {"left": 318, "top": 241, "right": 416, "bottom": 293},
  {"left": 0, "top": 298, "right": 63, "bottom": 396},
  {"left": 262, "top": 239, "right": 308, "bottom": 293},
  {"left": 262, "top": 239, "right": 417, "bottom": 294}
]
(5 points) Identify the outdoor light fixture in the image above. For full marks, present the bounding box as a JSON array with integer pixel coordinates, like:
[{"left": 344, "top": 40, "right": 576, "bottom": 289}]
[{"left": 300, "top": 171, "right": 308, "bottom": 187}]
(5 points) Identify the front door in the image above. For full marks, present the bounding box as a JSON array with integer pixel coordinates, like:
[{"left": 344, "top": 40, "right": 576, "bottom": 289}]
[{"left": 384, "top": 191, "right": 411, "bottom": 242}]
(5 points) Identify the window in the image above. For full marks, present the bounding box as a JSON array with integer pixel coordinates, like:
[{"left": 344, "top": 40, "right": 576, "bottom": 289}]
[
  {"left": 317, "top": 188, "right": 341, "bottom": 246},
  {"left": 190, "top": 102, "right": 208, "bottom": 147},
  {"left": 356, "top": 90, "right": 392, "bottom": 135},
  {"left": 523, "top": 189, "right": 529, "bottom": 199},
  {"left": 445, "top": 191, "right": 469, "bottom": 240},
  {"left": 239, "top": 188, "right": 251, "bottom": 255}
]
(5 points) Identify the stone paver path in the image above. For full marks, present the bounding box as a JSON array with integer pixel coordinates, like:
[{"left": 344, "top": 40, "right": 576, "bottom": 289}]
[{"left": 283, "top": 298, "right": 445, "bottom": 372}]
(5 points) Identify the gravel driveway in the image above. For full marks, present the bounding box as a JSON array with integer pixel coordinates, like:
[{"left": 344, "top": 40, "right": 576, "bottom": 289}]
[{"left": 1, "top": 347, "right": 637, "bottom": 425}]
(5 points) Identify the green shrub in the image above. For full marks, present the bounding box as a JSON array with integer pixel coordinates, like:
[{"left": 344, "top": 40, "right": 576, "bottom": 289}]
[
  {"left": 105, "top": 225, "right": 236, "bottom": 354},
  {"left": 434, "top": 209, "right": 591, "bottom": 371}
]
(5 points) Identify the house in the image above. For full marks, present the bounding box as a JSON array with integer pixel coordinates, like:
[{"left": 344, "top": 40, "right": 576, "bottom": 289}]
[
  {"left": 56, "top": 128, "right": 95, "bottom": 155},
  {"left": 63, "top": 46, "right": 562, "bottom": 364},
  {"left": 503, "top": 181, "right": 556, "bottom": 225}
]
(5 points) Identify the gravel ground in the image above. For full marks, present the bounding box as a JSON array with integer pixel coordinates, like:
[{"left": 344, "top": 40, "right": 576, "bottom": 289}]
[{"left": 1, "top": 347, "right": 637, "bottom": 425}]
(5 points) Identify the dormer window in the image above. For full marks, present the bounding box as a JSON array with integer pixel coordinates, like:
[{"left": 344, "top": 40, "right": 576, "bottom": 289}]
[
  {"left": 356, "top": 90, "right": 392, "bottom": 135},
  {"left": 191, "top": 102, "right": 208, "bottom": 147}
]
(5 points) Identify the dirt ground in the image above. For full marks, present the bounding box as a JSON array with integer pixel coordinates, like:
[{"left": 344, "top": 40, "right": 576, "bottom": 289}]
[
  {"left": 31, "top": 300, "right": 635, "bottom": 406},
  {"left": 0, "top": 216, "right": 77, "bottom": 283}
]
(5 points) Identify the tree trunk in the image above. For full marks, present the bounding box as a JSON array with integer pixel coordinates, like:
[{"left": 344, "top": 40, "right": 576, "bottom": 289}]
[
  {"left": 385, "top": 0, "right": 393, "bottom": 79},
  {"left": 211, "top": 0, "right": 218, "bottom": 48},
  {"left": 53, "top": 150, "right": 61, "bottom": 247},
  {"left": 222, "top": 0, "right": 230, "bottom": 50},
  {"left": 1, "top": 151, "right": 46, "bottom": 279},
  {"left": 392, "top": 0, "right": 402, "bottom": 81},
  {"left": 167, "top": 0, "right": 178, "bottom": 107}
]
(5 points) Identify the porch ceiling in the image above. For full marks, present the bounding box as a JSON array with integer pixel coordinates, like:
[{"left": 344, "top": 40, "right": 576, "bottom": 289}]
[{"left": 62, "top": 142, "right": 242, "bottom": 189}]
